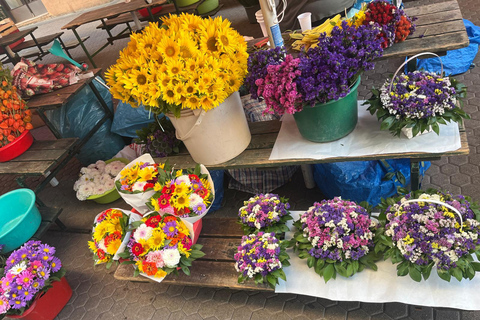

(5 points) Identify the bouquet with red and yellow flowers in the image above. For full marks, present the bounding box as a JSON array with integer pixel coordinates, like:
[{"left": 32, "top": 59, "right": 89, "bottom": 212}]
[{"left": 121, "top": 213, "right": 205, "bottom": 282}]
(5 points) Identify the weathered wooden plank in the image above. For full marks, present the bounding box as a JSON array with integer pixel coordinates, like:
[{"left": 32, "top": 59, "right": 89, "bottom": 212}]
[
  {"left": 62, "top": 0, "right": 166, "bottom": 30},
  {"left": 414, "top": 9, "right": 463, "bottom": 26},
  {"left": 409, "top": 20, "right": 465, "bottom": 39},
  {"left": 27, "top": 138, "right": 77, "bottom": 151},
  {"left": 114, "top": 261, "right": 273, "bottom": 291},
  {"left": 9, "top": 149, "right": 70, "bottom": 162},
  {"left": 197, "top": 237, "right": 240, "bottom": 261},
  {"left": 382, "top": 31, "right": 469, "bottom": 59},
  {"left": 0, "top": 160, "right": 55, "bottom": 175},
  {"left": 249, "top": 120, "right": 281, "bottom": 135},
  {"left": 404, "top": 0, "right": 458, "bottom": 17},
  {"left": 247, "top": 132, "right": 278, "bottom": 150},
  {"left": 202, "top": 218, "right": 244, "bottom": 237}
]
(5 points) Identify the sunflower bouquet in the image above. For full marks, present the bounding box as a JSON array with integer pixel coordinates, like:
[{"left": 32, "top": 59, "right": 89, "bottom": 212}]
[
  {"left": 121, "top": 213, "right": 205, "bottom": 282},
  {"left": 105, "top": 13, "right": 248, "bottom": 118},
  {"left": 146, "top": 164, "right": 214, "bottom": 223},
  {"left": 88, "top": 208, "right": 141, "bottom": 268}
]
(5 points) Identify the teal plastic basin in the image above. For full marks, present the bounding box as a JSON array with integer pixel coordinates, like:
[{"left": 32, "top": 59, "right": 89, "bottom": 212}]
[{"left": 0, "top": 189, "right": 41, "bottom": 254}]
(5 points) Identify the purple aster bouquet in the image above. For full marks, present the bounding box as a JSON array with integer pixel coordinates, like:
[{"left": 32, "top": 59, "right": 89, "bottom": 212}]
[
  {"left": 134, "top": 117, "right": 181, "bottom": 158},
  {"left": 234, "top": 232, "right": 290, "bottom": 289},
  {"left": 0, "top": 241, "right": 66, "bottom": 317},
  {"left": 238, "top": 193, "right": 292, "bottom": 235},
  {"left": 247, "top": 22, "right": 383, "bottom": 116},
  {"left": 365, "top": 70, "right": 469, "bottom": 138},
  {"left": 375, "top": 189, "right": 480, "bottom": 282},
  {"left": 289, "top": 197, "right": 379, "bottom": 283}
]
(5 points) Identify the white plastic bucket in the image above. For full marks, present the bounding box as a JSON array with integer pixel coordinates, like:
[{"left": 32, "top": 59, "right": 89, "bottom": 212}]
[{"left": 168, "top": 91, "right": 251, "bottom": 165}]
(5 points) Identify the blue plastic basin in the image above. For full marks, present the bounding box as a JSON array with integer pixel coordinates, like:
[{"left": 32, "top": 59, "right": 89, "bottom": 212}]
[{"left": 0, "top": 189, "right": 41, "bottom": 254}]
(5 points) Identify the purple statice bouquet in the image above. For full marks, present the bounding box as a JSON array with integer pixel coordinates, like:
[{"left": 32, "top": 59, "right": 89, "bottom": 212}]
[
  {"left": 247, "top": 21, "right": 383, "bottom": 116},
  {"left": 365, "top": 70, "right": 469, "bottom": 138},
  {"left": 375, "top": 189, "right": 480, "bottom": 282},
  {"left": 234, "top": 232, "right": 290, "bottom": 289},
  {"left": 0, "top": 241, "right": 66, "bottom": 317},
  {"left": 238, "top": 193, "right": 292, "bottom": 235},
  {"left": 289, "top": 197, "right": 379, "bottom": 282}
]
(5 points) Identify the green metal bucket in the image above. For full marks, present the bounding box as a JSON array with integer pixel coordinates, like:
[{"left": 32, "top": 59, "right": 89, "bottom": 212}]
[{"left": 293, "top": 77, "right": 360, "bottom": 142}]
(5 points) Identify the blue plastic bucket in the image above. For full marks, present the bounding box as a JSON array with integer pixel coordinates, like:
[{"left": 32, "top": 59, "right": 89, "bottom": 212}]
[{"left": 0, "top": 189, "right": 41, "bottom": 254}]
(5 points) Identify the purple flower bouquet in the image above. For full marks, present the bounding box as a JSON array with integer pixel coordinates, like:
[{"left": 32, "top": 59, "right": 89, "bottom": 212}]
[
  {"left": 246, "top": 21, "right": 383, "bottom": 116},
  {"left": 0, "top": 241, "right": 66, "bottom": 317},
  {"left": 365, "top": 70, "right": 469, "bottom": 138},
  {"left": 238, "top": 193, "right": 292, "bottom": 235},
  {"left": 375, "top": 189, "right": 480, "bottom": 282},
  {"left": 234, "top": 232, "right": 290, "bottom": 289},
  {"left": 289, "top": 197, "right": 379, "bottom": 283}
]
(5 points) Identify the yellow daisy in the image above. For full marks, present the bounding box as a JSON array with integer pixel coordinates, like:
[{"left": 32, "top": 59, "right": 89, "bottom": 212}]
[{"left": 138, "top": 166, "right": 158, "bottom": 182}]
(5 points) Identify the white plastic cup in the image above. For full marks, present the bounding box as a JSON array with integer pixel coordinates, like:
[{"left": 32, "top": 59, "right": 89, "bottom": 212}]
[
  {"left": 297, "top": 12, "right": 312, "bottom": 32},
  {"left": 255, "top": 10, "right": 268, "bottom": 38}
]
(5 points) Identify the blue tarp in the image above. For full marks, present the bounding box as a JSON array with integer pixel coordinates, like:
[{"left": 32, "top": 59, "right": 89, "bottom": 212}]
[{"left": 414, "top": 20, "right": 480, "bottom": 75}]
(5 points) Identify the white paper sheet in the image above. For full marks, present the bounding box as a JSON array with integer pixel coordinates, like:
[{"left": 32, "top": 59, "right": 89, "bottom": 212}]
[
  {"left": 269, "top": 102, "right": 461, "bottom": 160},
  {"left": 275, "top": 211, "right": 480, "bottom": 310}
]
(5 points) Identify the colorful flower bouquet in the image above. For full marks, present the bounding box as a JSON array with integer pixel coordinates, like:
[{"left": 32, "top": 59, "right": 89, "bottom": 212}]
[
  {"left": 234, "top": 232, "right": 290, "bottom": 289},
  {"left": 74, "top": 159, "right": 128, "bottom": 201},
  {"left": 365, "top": 70, "right": 469, "bottom": 138},
  {"left": 363, "top": 0, "right": 416, "bottom": 48},
  {"left": 238, "top": 193, "right": 292, "bottom": 235},
  {"left": 0, "top": 241, "right": 66, "bottom": 317},
  {"left": 146, "top": 164, "right": 215, "bottom": 223},
  {"left": 114, "top": 154, "right": 167, "bottom": 214},
  {"left": 88, "top": 208, "right": 141, "bottom": 268},
  {"left": 119, "top": 213, "right": 205, "bottom": 282},
  {"left": 247, "top": 21, "right": 383, "bottom": 116},
  {"left": 289, "top": 198, "right": 379, "bottom": 283},
  {"left": 0, "top": 63, "right": 33, "bottom": 149},
  {"left": 375, "top": 189, "right": 480, "bottom": 282},
  {"left": 105, "top": 13, "right": 248, "bottom": 118}
]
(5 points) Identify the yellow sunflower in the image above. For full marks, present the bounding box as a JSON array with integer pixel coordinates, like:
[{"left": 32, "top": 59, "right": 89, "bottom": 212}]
[
  {"left": 161, "top": 84, "right": 179, "bottom": 105},
  {"left": 138, "top": 166, "right": 158, "bottom": 182},
  {"left": 157, "top": 36, "right": 180, "bottom": 59}
]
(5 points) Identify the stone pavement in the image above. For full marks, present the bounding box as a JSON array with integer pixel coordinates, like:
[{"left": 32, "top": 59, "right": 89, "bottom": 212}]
[{"left": 1, "top": 0, "right": 480, "bottom": 319}]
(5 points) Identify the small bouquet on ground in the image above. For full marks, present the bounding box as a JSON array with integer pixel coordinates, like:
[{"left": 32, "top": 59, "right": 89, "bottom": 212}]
[
  {"left": 365, "top": 68, "right": 469, "bottom": 138},
  {"left": 362, "top": 0, "right": 416, "bottom": 48},
  {"left": 147, "top": 164, "right": 214, "bottom": 223},
  {"left": 289, "top": 198, "right": 379, "bottom": 283},
  {"left": 114, "top": 154, "right": 167, "bottom": 214},
  {"left": 121, "top": 213, "right": 205, "bottom": 282},
  {"left": 0, "top": 63, "right": 33, "bottom": 149},
  {"left": 375, "top": 189, "right": 480, "bottom": 282},
  {"left": 0, "top": 241, "right": 66, "bottom": 317},
  {"left": 234, "top": 232, "right": 290, "bottom": 289},
  {"left": 88, "top": 208, "right": 141, "bottom": 268},
  {"left": 134, "top": 116, "right": 182, "bottom": 158},
  {"left": 238, "top": 193, "right": 292, "bottom": 235},
  {"left": 74, "top": 159, "right": 127, "bottom": 201}
]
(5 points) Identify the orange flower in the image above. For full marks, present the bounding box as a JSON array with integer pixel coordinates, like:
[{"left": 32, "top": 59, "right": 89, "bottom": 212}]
[
  {"left": 142, "top": 261, "right": 158, "bottom": 276},
  {"left": 7, "top": 134, "right": 15, "bottom": 142}
]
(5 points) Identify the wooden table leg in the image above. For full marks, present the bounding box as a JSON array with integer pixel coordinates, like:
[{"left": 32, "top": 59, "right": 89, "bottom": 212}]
[{"left": 71, "top": 27, "right": 97, "bottom": 68}]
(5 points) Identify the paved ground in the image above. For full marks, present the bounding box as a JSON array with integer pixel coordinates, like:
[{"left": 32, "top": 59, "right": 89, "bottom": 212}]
[{"left": 1, "top": 0, "right": 480, "bottom": 319}]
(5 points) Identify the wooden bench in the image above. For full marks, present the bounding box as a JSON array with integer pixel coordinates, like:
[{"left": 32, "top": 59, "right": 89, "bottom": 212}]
[
  {"left": 115, "top": 217, "right": 272, "bottom": 291},
  {"left": 0, "top": 138, "right": 78, "bottom": 232}
]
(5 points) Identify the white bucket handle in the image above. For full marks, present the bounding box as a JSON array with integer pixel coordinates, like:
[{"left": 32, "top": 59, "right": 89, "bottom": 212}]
[
  {"left": 175, "top": 110, "right": 207, "bottom": 141},
  {"left": 397, "top": 198, "right": 463, "bottom": 232},
  {"left": 389, "top": 52, "right": 444, "bottom": 93}
]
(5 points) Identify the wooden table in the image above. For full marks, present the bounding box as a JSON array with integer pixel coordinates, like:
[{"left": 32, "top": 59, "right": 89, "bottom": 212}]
[
  {"left": 61, "top": 0, "right": 167, "bottom": 68},
  {"left": 0, "top": 69, "right": 112, "bottom": 237},
  {"left": 115, "top": 217, "right": 272, "bottom": 291},
  {"left": 0, "top": 27, "right": 37, "bottom": 64},
  {"left": 382, "top": 0, "right": 468, "bottom": 59}
]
